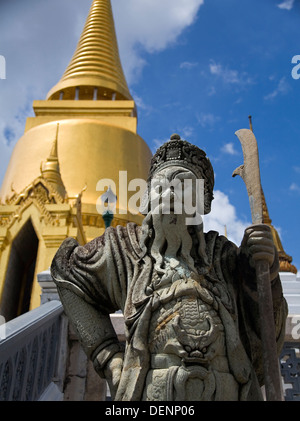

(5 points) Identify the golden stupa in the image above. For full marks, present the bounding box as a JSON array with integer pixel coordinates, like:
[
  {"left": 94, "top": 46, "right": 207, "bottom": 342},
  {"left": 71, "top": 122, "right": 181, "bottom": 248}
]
[{"left": 0, "top": 0, "right": 152, "bottom": 319}]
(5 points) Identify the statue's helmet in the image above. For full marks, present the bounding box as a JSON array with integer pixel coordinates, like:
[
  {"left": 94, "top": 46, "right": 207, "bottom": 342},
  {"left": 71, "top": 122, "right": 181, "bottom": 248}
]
[{"left": 143, "top": 134, "right": 214, "bottom": 215}]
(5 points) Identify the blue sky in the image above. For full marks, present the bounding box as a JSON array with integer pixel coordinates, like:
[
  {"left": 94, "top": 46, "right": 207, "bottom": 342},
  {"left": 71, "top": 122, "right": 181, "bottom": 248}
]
[{"left": 0, "top": 0, "right": 299, "bottom": 270}]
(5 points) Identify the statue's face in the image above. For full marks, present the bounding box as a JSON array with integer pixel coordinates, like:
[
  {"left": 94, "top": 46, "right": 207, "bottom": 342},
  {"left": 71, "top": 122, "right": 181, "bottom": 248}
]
[{"left": 148, "top": 165, "right": 203, "bottom": 217}]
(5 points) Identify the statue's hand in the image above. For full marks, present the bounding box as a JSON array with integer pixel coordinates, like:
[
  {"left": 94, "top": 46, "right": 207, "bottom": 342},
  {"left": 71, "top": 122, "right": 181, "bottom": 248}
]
[
  {"left": 241, "top": 224, "right": 276, "bottom": 268},
  {"left": 103, "top": 352, "right": 124, "bottom": 399}
]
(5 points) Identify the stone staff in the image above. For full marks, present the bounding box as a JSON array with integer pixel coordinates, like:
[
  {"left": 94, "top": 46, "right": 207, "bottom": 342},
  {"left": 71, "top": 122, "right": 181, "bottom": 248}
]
[{"left": 233, "top": 127, "right": 283, "bottom": 401}]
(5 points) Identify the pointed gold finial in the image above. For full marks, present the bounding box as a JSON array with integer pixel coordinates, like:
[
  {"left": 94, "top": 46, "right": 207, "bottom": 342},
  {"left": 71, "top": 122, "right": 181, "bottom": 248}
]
[
  {"left": 263, "top": 193, "right": 297, "bottom": 273},
  {"left": 261, "top": 188, "right": 272, "bottom": 225},
  {"left": 262, "top": 174, "right": 297, "bottom": 273},
  {"left": 41, "top": 124, "right": 67, "bottom": 199},
  {"left": 46, "top": 0, "right": 132, "bottom": 101},
  {"left": 48, "top": 123, "right": 59, "bottom": 159}
]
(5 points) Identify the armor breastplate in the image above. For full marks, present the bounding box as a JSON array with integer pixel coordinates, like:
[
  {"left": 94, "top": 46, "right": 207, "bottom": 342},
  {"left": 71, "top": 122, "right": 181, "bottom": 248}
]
[
  {"left": 143, "top": 266, "right": 240, "bottom": 400},
  {"left": 148, "top": 276, "right": 226, "bottom": 366}
]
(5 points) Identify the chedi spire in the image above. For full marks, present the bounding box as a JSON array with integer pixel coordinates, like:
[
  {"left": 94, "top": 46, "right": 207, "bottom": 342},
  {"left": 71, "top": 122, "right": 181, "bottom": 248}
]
[{"left": 46, "top": 0, "right": 131, "bottom": 101}]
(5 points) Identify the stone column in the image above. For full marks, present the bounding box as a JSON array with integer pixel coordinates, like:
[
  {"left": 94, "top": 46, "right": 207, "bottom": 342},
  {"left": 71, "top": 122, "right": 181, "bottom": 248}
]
[{"left": 38, "top": 270, "right": 60, "bottom": 304}]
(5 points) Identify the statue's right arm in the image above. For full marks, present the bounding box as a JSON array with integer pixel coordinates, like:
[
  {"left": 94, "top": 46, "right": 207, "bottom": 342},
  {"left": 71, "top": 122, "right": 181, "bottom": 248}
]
[
  {"left": 58, "top": 286, "right": 124, "bottom": 379},
  {"left": 51, "top": 233, "right": 131, "bottom": 397}
]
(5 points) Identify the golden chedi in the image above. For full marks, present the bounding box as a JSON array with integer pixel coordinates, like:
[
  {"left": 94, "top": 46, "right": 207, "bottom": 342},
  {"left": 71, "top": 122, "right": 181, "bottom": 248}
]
[{"left": 0, "top": 0, "right": 152, "bottom": 319}]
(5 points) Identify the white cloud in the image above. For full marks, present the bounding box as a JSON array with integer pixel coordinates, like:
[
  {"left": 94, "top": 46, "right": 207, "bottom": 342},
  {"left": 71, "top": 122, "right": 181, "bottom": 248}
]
[
  {"left": 221, "top": 142, "right": 239, "bottom": 155},
  {"left": 181, "top": 126, "right": 195, "bottom": 139},
  {"left": 112, "top": 0, "right": 204, "bottom": 83},
  {"left": 293, "top": 166, "right": 300, "bottom": 174},
  {"left": 290, "top": 182, "right": 300, "bottom": 193},
  {"left": 277, "top": 0, "right": 294, "bottom": 10},
  {"left": 203, "top": 190, "right": 250, "bottom": 246},
  {"left": 264, "top": 77, "right": 290, "bottom": 100},
  {"left": 209, "top": 61, "right": 253, "bottom": 86},
  {"left": 210, "top": 62, "right": 239, "bottom": 84},
  {"left": 151, "top": 138, "right": 169, "bottom": 153},
  {"left": 197, "top": 112, "right": 220, "bottom": 128},
  {"left": 180, "top": 61, "right": 198, "bottom": 70},
  {"left": 208, "top": 86, "right": 216, "bottom": 96},
  {"left": 132, "top": 91, "right": 153, "bottom": 116}
]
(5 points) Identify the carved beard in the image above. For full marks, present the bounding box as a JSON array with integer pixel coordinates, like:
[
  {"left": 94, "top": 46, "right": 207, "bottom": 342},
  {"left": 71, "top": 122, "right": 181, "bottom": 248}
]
[{"left": 140, "top": 204, "right": 209, "bottom": 275}]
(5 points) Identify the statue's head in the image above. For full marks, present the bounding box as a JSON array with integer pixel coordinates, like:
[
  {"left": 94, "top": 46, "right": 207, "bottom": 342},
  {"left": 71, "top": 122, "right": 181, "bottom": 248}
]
[
  {"left": 140, "top": 134, "right": 214, "bottom": 272},
  {"left": 141, "top": 134, "right": 214, "bottom": 217}
]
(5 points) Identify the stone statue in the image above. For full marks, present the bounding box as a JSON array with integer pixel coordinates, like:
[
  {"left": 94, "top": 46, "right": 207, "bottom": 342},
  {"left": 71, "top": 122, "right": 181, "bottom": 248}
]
[{"left": 51, "top": 134, "right": 287, "bottom": 401}]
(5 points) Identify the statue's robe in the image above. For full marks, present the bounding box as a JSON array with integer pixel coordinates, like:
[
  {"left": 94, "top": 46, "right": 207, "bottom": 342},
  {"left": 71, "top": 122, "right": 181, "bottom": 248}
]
[{"left": 51, "top": 223, "right": 287, "bottom": 401}]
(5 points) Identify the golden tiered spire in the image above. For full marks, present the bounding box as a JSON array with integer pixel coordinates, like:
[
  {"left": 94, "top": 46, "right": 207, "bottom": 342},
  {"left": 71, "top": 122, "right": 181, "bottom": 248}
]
[
  {"left": 261, "top": 188, "right": 297, "bottom": 274},
  {"left": 46, "top": 0, "right": 132, "bottom": 101},
  {"left": 249, "top": 116, "right": 297, "bottom": 274}
]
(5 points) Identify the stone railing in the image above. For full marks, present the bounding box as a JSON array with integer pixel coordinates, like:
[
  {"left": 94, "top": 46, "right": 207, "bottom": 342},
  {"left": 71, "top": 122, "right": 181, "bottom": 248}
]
[
  {"left": 0, "top": 300, "right": 67, "bottom": 401},
  {"left": 280, "top": 342, "right": 300, "bottom": 401}
]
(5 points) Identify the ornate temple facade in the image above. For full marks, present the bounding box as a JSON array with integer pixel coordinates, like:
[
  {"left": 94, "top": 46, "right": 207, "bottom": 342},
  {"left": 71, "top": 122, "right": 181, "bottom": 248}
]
[{"left": 0, "top": 0, "right": 152, "bottom": 320}]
